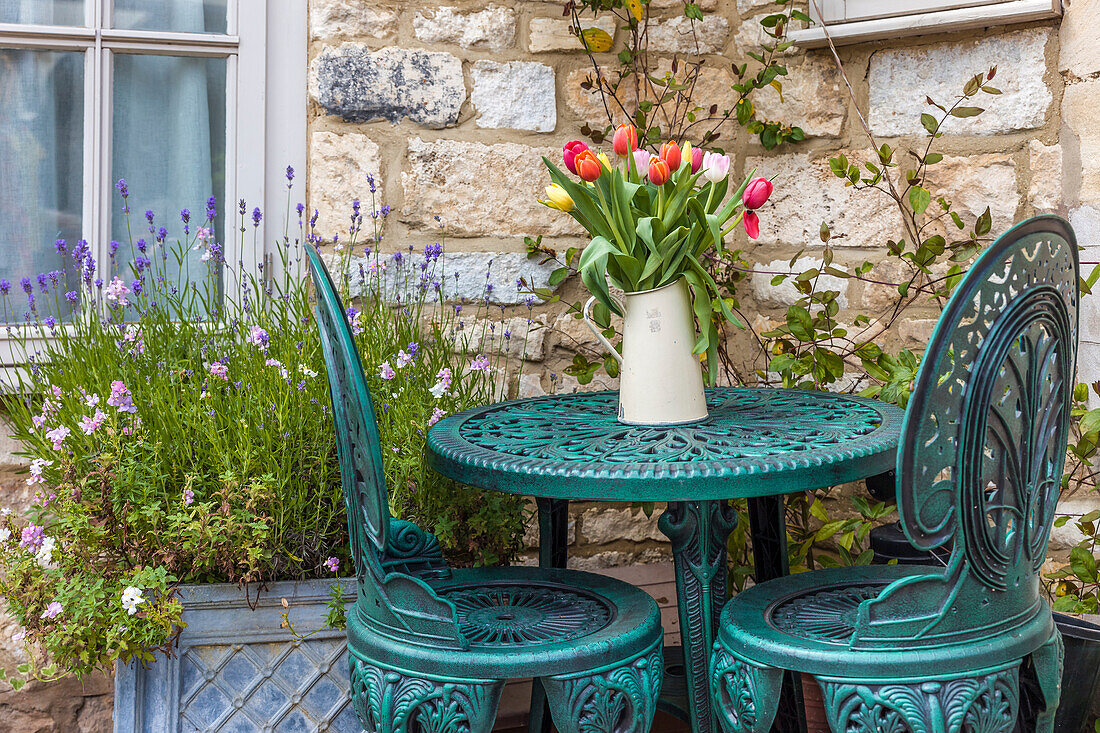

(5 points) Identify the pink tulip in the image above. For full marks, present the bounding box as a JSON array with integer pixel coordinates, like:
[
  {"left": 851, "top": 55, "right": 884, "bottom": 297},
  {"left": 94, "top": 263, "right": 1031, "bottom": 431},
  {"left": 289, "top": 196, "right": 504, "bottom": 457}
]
[
  {"left": 632, "top": 149, "right": 652, "bottom": 175},
  {"left": 701, "top": 152, "right": 730, "bottom": 183},
  {"left": 563, "top": 140, "right": 589, "bottom": 175},
  {"left": 743, "top": 177, "right": 774, "bottom": 210},
  {"left": 690, "top": 146, "right": 703, "bottom": 174},
  {"left": 743, "top": 211, "right": 760, "bottom": 239}
]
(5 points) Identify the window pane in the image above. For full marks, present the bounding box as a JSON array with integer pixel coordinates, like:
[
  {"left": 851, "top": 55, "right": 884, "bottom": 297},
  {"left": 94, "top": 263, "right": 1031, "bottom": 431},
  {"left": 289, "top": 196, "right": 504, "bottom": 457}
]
[
  {"left": 0, "top": 50, "right": 84, "bottom": 323},
  {"left": 0, "top": 0, "right": 84, "bottom": 26},
  {"left": 112, "top": 0, "right": 227, "bottom": 34},
  {"left": 111, "top": 54, "right": 226, "bottom": 301}
]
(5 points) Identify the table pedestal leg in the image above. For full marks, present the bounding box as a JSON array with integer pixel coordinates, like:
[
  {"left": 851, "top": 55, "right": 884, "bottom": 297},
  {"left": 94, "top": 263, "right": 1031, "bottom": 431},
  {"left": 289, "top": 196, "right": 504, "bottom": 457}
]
[
  {"left": 529, "top": 498, "right": 569, "bottom": 733},
  {"left": 747, "top": 495, "right": 806, "bottom": 733},
  {"left": 659, "top": 500, "right": 738, "bottom": 733}
]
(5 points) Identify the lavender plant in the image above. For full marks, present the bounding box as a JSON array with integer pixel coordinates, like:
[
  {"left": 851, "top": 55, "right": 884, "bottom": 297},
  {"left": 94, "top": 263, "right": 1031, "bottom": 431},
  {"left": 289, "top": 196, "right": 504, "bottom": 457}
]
[{"left": 0, "top": 173, "right": 526, "bottom": 683}]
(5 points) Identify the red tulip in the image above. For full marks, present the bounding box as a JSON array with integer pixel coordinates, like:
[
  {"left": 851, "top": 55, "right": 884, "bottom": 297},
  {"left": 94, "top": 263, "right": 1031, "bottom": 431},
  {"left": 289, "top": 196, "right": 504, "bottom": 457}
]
[
  {"left": 574, "top": 150, "right": 603, "bottom": 182},
  {"left": 659, "top": 141, "right": 681, "bottom": 172},
  {"left": 743, "top": 211, "right": 760, "bottom": 239},
  {"left": 648, "top": 157, "right": 670, "bottom": 185},
  {"left": 689, "top": 146, "right": 703, "bottom": 174},
  {"left": 563, "top": 140, "right": 589, "bottom": 175},
  {"left": 612, "top": 124, "right": 638, "bottom": 157},
  {"left": 742, "top": 177, "right": 774, "bottom": 210}
]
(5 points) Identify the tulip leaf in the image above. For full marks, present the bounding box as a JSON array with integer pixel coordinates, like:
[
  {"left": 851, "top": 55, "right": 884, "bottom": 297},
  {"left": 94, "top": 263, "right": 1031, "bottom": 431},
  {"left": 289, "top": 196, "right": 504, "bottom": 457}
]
[{"left": 580, "top": 28, "right": 614, "bottom": 53}]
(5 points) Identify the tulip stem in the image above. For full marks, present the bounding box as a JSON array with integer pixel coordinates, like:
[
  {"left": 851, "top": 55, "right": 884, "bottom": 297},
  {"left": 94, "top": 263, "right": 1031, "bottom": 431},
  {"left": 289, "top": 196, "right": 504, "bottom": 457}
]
[
  {"left": 705, "top": 183, "right": 716, "bottom": 214},
  {"left": 721, "top": 211, "right": 744, "bottom": 238}
]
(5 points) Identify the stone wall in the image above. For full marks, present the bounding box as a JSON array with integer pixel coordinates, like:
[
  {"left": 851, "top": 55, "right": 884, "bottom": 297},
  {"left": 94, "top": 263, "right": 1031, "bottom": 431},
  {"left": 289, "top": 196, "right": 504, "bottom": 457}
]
[{"left": 306, "top": 0, "right": 1100, "bottom": 568}]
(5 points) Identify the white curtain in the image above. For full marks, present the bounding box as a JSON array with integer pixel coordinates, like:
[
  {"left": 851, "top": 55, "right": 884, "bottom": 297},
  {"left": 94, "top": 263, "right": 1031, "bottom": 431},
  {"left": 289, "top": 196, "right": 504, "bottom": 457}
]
[
  {"left": 0, "top": 1, "right": 83, "bottom": 319},
  {"left": 111, "top": 2, "right": 224, "bottom": 291}
]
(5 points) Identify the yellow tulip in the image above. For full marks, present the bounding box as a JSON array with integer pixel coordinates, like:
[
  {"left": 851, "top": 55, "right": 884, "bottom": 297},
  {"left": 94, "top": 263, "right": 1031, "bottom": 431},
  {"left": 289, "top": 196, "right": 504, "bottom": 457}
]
[
  {"left": 543, "top": 183, "right": 574, "bottom": 212},
  {"left": 597, "top": 151, "right": 613, "bottom": 171}
]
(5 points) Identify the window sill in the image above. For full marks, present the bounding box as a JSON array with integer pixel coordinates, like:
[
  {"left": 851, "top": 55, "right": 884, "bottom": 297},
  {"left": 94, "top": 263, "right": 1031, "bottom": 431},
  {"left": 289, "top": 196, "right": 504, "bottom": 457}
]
[{"left": 788, "top": 0, "right": 1062, "bottom": 48}]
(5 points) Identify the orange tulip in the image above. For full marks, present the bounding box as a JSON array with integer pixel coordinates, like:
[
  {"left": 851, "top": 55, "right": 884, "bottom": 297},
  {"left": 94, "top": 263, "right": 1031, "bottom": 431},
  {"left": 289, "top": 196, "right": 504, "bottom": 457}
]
[
  {"left": 612, "top": 124, "right": 638, "bottom": 157},
  {"left": 574, "top": 150, "right": 603, "bottom": 182},
  {"left": 659, "top": 141, "right": 681, "bottom": 172},
  {"left": 648, "top": 157, "right": 670, "bottom": 185}
]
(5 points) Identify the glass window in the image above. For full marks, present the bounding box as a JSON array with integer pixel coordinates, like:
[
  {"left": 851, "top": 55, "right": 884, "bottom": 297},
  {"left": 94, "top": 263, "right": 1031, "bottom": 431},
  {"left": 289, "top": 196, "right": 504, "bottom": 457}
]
[
  {"left": 0, "top": 0, "right": 85, "bottom": 27},
  {"left": 0, "top": 49, "right": 83, "bottom": 322},
  {"left": 112, "top": 0, "right": 228, "bottom": 35},
  {"left": 111, "top": 53, "right": 226, "bottom": 290}
]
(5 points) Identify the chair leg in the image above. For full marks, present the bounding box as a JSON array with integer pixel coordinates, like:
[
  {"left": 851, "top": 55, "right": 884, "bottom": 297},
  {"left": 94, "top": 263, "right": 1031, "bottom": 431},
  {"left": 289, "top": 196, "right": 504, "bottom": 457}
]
[
  {"left": 349, "top": 654, "right": 504, "bottom": 733},
  {"left": 1032, "top": 628, "right": 1065, "bottom": 733},
  {"left": 709, "top": 643, "right": 784, "bottom": 733},
  {"left": 541, "top": 643, "right": 663, "bottom": 733},
  {"left": 816, "top": 665, "right": 1020, "bottom": 733}
]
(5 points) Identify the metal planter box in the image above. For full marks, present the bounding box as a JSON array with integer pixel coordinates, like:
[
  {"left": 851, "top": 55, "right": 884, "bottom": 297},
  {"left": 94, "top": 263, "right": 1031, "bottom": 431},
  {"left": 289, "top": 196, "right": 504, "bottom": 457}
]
[{"left": 113, "top": 578, "right": 364, "bottom": 732}]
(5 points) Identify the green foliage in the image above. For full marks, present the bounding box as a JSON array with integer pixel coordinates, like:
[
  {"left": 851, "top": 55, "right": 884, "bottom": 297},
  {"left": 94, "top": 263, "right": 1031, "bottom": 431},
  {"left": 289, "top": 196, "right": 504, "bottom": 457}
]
[
  {"left": 568, "top": 0, "right": 804, "bottom": 150},
  {"left": 0, "top": 183, "right": 525, "bottom": 681}
]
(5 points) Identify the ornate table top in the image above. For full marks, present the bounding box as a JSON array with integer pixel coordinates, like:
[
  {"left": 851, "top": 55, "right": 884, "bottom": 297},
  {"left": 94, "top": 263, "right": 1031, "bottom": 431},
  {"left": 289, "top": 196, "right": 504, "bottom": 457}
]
[{"left": 426, "top": 388, "right": 905, "bottom": 501}]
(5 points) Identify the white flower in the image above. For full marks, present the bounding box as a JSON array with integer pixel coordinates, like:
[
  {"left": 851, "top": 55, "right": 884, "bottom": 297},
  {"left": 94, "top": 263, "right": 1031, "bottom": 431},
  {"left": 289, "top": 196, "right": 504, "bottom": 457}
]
[
  {"left": 298, "top": 364, "right": 318, "bottom": 378},
  {"left": 35, "top": 536, "right": 55, "bottom": 569},
  {"left": 429, "top": 381, "right": 449, "bottom": 399},
  {"left": 121, "top": 586, "right": 144, "bottom": 615},
  {"left": 85, "top": 393, "right": 100, "bottom": 407},
  {"left": 0, "top": 528, "right": 10, "bottom": 542}
]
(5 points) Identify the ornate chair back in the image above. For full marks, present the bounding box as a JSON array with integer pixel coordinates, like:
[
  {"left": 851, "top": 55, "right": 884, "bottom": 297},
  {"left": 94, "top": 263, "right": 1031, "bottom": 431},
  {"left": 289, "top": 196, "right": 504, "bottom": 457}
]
[
  {"left": 304, "top": 244, "right": 468, "bottom": 650},
  {"left": 853, "top": 216, "right": 1079, "bottom": 648}
]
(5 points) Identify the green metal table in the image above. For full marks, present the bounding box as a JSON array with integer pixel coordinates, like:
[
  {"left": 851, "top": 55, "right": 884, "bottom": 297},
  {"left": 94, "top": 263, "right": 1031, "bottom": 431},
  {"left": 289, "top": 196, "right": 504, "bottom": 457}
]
[{"left": 426, "top": 387, "right": 904, "bottom": 733}]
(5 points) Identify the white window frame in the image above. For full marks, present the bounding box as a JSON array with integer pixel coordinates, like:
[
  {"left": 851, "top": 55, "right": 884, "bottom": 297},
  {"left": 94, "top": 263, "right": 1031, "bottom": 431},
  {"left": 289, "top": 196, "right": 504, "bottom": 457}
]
[
  {"left": 0, "top": 0, "right": 305, "bottom": 372},
  {"left": 789, "top": 0, "right": 1062, "bottom": 47}
]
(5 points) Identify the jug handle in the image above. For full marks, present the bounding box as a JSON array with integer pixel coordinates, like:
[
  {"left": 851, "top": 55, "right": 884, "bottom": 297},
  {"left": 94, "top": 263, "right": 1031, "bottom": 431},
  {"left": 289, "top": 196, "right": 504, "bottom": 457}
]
[{"left": 583, "top": 296, "right": 623, "bottom": 365}]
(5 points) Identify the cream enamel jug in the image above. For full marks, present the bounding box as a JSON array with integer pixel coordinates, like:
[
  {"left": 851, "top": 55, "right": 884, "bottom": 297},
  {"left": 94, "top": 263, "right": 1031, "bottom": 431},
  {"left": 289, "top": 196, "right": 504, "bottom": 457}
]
[{"left": 583, "top": 277, "right": 709, "bottom": 425}]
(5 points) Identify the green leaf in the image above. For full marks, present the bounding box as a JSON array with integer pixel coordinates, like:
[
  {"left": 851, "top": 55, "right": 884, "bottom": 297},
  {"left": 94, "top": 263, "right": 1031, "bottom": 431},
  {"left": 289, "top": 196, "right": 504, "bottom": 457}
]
[
  {"left": 908, "top": 186, "right": 931, "bottom": 215},
  {"left": 920, "top": 113, "right": 939, "bottom": 135},
  {"left": 975, "top": 207, "right": 992, "bottom": 236},
  {"left": 1070, "top": 546, "right": 1099, "bottom": 583},
  {"left": 1080, "top": 408, "right": 1100, "bottom": 435},
  {"left": 548, "top": 267, "right": 569, "bottom": 287},
  {"left": 923, "top": 152, "right": 943, "bottom": 166},
  {"left": 950, "top": 106, "right": 985, "bottom": 118}
]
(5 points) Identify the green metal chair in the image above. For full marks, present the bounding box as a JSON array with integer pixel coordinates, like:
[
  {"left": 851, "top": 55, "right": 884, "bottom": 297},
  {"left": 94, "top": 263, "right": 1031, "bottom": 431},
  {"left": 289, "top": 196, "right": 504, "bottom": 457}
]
[
  {"left": 709, "top": 216, "right": 1079, "bottom": 733},
  {"left": 304, "top": 244, "right": 664, "bottom": 733}
]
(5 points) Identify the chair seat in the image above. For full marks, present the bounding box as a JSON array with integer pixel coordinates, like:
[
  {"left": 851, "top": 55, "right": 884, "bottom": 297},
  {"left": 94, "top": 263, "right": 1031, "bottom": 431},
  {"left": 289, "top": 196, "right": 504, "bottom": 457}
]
[
  {"left": 717, "top": 564, "right": 1054, "bottom": 679},
  {"left": 348, "top": 565, "right": 663, "bottom": 680}
]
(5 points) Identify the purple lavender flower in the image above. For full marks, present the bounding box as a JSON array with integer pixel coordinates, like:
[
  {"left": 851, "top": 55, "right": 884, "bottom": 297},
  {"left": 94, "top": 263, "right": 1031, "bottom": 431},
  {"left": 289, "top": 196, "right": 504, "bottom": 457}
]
[
  {"left": 252, "top": 207, "right": 262, "bottom": 227},
  {"left": 144, "top": 210, "right": 155, "bottom": 226},
  {"left": 137, "top": 238, "right": 147, "bottom": 253},
  {"left": 206, "top": 196, "right": 217, "bottom": 221},
  {"left": 0, "top": 279, "right": 9, "bottom": 295},
  {"left": 110, "top": 240, "right": 120, "bottom": 258},
  {"left": 35, "top": 274, "right": 47, "bottom": 293},
  {"left": 54, "top": 238, "right": 66, "bottom": 254},
  {"left": 296, "top": 203, "right": 304, "bottom": 218},
  {"left": 286, "top": 166, "right": 295, "bottom": 186},
  {"left": 157, "top": 227, "right": 167, "bottom": 242},
  {"left": 115, "top": 179, "right": 129, "bottom": 198}
]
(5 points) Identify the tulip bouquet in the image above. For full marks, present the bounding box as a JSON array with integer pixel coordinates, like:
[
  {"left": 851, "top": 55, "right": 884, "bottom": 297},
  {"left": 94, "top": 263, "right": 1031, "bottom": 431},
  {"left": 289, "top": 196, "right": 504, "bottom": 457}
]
[{"left": 540, "top": 124, "right": 774, "bottom": 378}]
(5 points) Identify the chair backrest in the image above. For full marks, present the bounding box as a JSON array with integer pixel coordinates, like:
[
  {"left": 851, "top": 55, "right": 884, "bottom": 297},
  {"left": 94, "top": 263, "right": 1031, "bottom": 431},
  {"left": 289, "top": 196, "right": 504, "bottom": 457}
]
[
  {"left": 304, "top": 244, "right": 467, "bottom": 650},
  {"left": 853, "top": 216, "right": 1079, "bottom": 648}
]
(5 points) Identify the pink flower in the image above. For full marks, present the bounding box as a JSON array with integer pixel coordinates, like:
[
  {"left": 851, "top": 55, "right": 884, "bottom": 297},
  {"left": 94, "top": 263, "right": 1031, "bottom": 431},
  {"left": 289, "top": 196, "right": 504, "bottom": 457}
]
[
  {"left": 79, "top": 409, "right": 107, "bottom": 436},
  {"left": 105, "top": 277, "right": 130, "bottom": 303},
  {"left": 26, "top": 458, "right": 52, "bottom": 486},
  {"left": 395, "top": 350, "right": 413, "bottom": 368},
  {"left": 562, "top": 140, "right": 590, "bottom": 175},
  {"left": 51, "top": 385, "right": 62, "bottom": 399},
  {"left": 32, "top": 414, "right": 47, "bottom": 430},
  {"left": 209, "top": 362, "right": 229, "bottom": 380},
  {"left": 689, "top": 146, "right": 704, "bottom": 174},
  {"left": 248, "top": 326, "right": 270, "bottom": 352},
  {"left": 84, "top": 393, "right": 100, "bottom": 408},
  {"left": 742, "top": 177, "right": 774, "bottom": 210},
  {"left": 107, "top": 381, "right": 137, "bottom": 413},
  {"left": 183, "top": 488, "right": 194, "bottom": 505},
  {"left": 379, "top": 361, "right": 396, "bottom": 380},
  {"left": 632, "top": 150, "right": 652, "bottom": 177},
  {"left": 323, "top": 557, "right": 339, "bottom": 573},
  {"left": 428, "top": 407, "right": 447, "bottom": 427},
  {"left": 44, "top": 425, "right": 70, "bottom": 450},
  {"left": 743, "top": 211, "right": 760, "bottom": 239},
  {"left": 20, "top": 524, "right": 45, "bottom": 550},
  {"left": 40, "top": 602, "right": 62, "bottom": 620},
  {"left": 470, "top": 355, "right": 492, "bottom": 373},
  {"left": 701, "top": 152, "right": 730, "bottom": 183}
]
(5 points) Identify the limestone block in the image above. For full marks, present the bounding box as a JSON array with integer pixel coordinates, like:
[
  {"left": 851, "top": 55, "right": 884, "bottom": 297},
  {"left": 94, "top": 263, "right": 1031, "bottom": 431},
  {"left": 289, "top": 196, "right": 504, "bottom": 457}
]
[
  {"left": 413, "top": 5, "right": 517, "bottom": 50},
  {"left": 471, "top": 61, "right": 557, "bottom": 132}
]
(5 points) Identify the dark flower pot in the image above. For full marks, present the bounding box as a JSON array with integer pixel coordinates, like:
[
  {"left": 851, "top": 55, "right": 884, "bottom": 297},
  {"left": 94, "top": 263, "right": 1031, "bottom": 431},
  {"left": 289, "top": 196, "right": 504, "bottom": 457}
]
[
  {"left": 1053, "top": 612, "right": 1100, "bottom": 733},
  {"left": 113, "top": 578, "right": 362, "bottom": 732}
]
